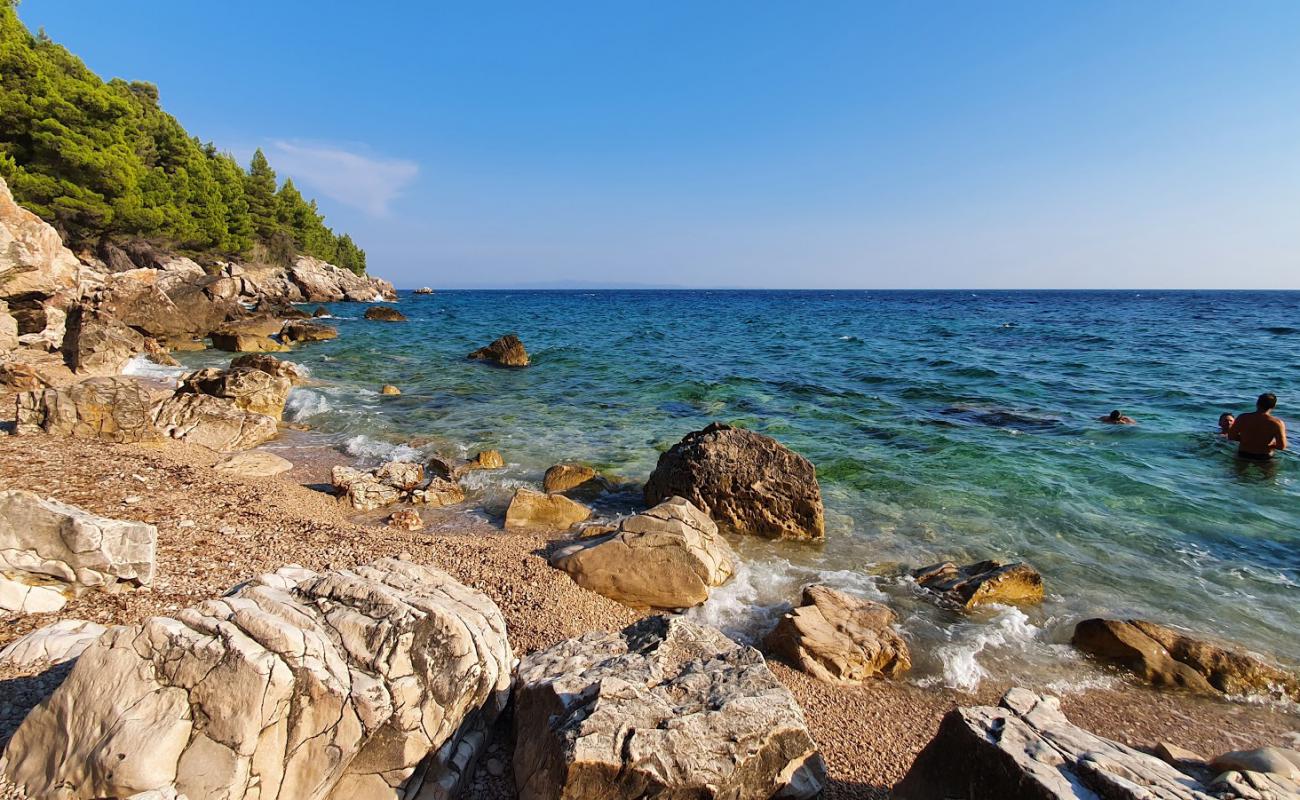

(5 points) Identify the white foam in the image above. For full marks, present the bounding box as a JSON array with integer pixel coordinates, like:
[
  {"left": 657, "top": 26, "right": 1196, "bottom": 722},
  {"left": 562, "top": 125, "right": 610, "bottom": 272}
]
[
  {"left": 688, "top": 559, "right": 799, "bottom": 644},
  {"left": 122, "top": 355, "right": 185, "bottom": 381},
  {"left": 343, "top": 435, "right": 420, "bottom": 465},
  {"left": 922, "top": 606, "right": 1041, "bottom": 693},
  {"left": 285, "top": 389, "right": 331, "bottom": 420}
]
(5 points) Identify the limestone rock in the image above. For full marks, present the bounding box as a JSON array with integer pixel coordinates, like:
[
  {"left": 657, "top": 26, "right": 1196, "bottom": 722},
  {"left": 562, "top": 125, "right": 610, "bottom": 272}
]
[
  {"left": 1210, "top": 747, "right": 1300, "bottom": 780},
  {"left": 280, "top": 319, "right": 338, "bottom": 343},
  {"left": 514, "top": 615, "right": 826, "bottom": 800},
  {"left": 229, "top": 352, "right": 307, "bottom": 384},
  {"left": 505, "top": 488, "right": 591, "bottom": 529},
  {"left": 428, "top": 450, "right": 505, "bottom": 480},
  {"left": 894, "top": 688, "right": 1224, "bottom": 799},
  {"left": 550, "top": 496, "right": 735, "bottom": 609},
  {"left": 1072, "top": 618, "right": 1300, "bottom": 701},
  {"left": 543, "top": 463, "right": 597, "bottom": 493},
  {"left": 0, "top": 299, "right": 20, "bottom": 352},
  {"left": 387, "top": 508, "right": 424, "bottom": 531},
  {"left": 0, "top": 619, "right": 107, "bottom": 668},
  {"left": 764, "top": 584, "right": 911, "bottom": 685},
  {"left": 364, "top": 305, "right": 407, "bottom": 322},
  {"left": 177, "top": 366, "right": 292, "bottom": 420},
  {"left": 16, "top": 301, "right": 66, "bottom": 351},
  {"left": 1210, "top": 768, "right": 1300, "bottom": 799},
  {"left": 209, "top": 329, "right": 286, "bottom": 353},
  {"left": 375, "top": 461, "right": 425, "bottom": 491},
  {"left": 0, "top": 489, "right": 157, "bottom": 589},
  {"left": 214, "top": 451, "right": 294, "bottom": 478},
  {"left": 152, "top": 392, "right": 279, "bottom": 452},
  {"left": 143, "top": 336, "right": 181, "bottom": 367},
  {"left": 469, "top": 449, "right": 505, "bottom": 470},
  {"left": 411, "top": 478, "right": 466, "bottom": 508},
  {"left": 97, "top": 268, "right": 239, "bottom": 341},
  {"left": 1, "top": 558, "right": 513, "bottom": 800},
  {"left": 59, "top": 305, "right": 148, "bottom": 375},
  {"left": 330, "top": 466, "right": 408, "bottom": 511},
  {"left": 0, "top": 176, "right": 81, "bottom": 301},
  {"left": 15, "top": 376, "right": 162, "bottom": 442},
  {"left": 347, "top": 481, "right": 401, "bottom": 512},
  {"left": 467, "top": 334, "right": 529, "bottom": 367},
  {"left": 0, "top": 573, "right": 68, "bottom": 614},
  {"left": 912, "top": 559, "right": 1044, "bottom": 610},
  {"left": 644, "top": 422, "right": 825, "bottom": 541},
  {"left": 312, "top": 305, "right": 330, "bottom": 317}
]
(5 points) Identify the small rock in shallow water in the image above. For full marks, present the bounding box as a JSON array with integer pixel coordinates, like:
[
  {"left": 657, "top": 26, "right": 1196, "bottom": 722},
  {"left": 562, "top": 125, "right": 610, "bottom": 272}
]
[
  {"left": 764, "top": 584, "right": 911, "bottom": 685},
  {"left": 505, "top": 488, "right": 590, "bottom": 530},
  {"left": 381, "top": 384, "right": 401, "bottom": 395},
  {"left": 467, "top": 334, "right": 530, "bottom": 367},
  {"left": 912, "top": 559, "right": 1043, "bottom": 609}
]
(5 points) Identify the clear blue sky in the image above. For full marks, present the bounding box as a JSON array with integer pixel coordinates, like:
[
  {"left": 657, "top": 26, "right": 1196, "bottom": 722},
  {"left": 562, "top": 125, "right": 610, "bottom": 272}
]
[{"left": 17, "top": 1, "right": 1300, "bottom": 288}]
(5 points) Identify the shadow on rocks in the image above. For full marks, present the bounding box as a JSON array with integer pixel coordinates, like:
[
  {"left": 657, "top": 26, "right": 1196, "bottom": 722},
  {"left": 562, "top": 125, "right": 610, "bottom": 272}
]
[{"left": 0, "top": 661, "right": 74, "bottom": 750}]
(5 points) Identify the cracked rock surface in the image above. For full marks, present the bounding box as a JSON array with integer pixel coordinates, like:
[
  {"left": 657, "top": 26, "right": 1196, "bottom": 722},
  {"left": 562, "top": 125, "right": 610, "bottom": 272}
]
[
  {"left": 763, "top": 584, "right": 910, "bottom": 685},
  {"left": 1, "top": 557, "right": 513, "bottom": 800},
  {"left": 513, "top": 615, "right": 826, "bottom": 800}
]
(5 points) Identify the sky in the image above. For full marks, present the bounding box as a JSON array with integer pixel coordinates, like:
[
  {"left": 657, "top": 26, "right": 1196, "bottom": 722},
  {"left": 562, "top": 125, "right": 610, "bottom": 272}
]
[{"left": 16, "top": 1, "right": 1300, "bottom": 289}]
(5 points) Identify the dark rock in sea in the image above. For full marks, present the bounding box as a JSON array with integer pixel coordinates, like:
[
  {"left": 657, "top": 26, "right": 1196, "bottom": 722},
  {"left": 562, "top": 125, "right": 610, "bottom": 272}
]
[
  {"left": 279, "top": 319, "right": 338, "bottom": 343},
  {"left": 1072, "top": 618, "right": 1300, "bottom": 701},
  {"left": 912, "top": 559, "right": 1043, "bottom": 610},
  {"left": 414, "top": 286, "right": 434, "bottom": 295},
  {"left": 468, "top": 334, "right": 530, "bottom": 367},
  {"left": 364, "top": 305, "right": 407, "bottom": 322},
  {"left": 311, "top": 306, "right": 330, "bottom": 317},
  {"left": 644, "top": 422, "right": 825, "bottom": 541}
]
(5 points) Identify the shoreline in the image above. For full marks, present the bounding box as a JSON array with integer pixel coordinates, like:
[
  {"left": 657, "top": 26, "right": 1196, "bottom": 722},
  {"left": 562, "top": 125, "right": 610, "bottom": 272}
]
[{"left": 0, "top": 427, "right": 1296, "bottom": 798}]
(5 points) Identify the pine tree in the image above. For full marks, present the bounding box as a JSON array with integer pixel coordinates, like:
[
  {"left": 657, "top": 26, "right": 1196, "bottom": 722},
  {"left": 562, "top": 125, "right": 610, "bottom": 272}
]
[{"left": 244, "top": 148, "right": 279, "bottom": 242}]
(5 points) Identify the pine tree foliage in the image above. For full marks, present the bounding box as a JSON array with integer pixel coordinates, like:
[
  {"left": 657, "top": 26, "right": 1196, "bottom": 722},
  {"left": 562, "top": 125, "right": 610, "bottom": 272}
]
[{"left": 0, "top": 4, "right": 367, "bottom": 273}]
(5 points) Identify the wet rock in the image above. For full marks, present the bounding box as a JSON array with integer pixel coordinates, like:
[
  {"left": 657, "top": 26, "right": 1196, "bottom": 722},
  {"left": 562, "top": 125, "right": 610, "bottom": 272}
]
[
  {"left": 375, "top": 461, "right": 425, "bottom": 491},
  {"left": 381, "top": 383, "right": 401, "bottom": 395},
  {"left": 912, "top": 559, "right": 1044, "bottom": 610},
  {"left": 411, "top": 478, "right": 466, "bottom": 508},
  {"left": 543, "top": 463, "right": 597, "bottom": 493},
  {"left": 894, "top": 688, "right": 1223, "bottom": 800},
  {"left": 514, "top": 615, "right": 826, "bottom": 800},
  {"left": 0, "top": 619, "right": 107, "bottom": 668},
  {"left": 214, "top": 451, "right": 294, "bottom": 478},
  {"left": 1, "top": 558, "right": 513, "bottom": 800},
  {"left": 550, "top": 496, "right": 735, "bottom": 609},
  {"left": 142, "top": 336, "right": 180, "bottom": 367},
  {"left": 60, "top": 304, "right": 147, "bottom": 375},
  {"left": 152, "top": 392, "right": 279, "bottom": 452},
  {"left": 644, "top": 422, "right": 825, "bottom": 541},
  {"left": 311, "top": 305, "right": 330, "bottom": 317},
  {"left": 505, "top": 488, "right": 591, "bottom": 529},
  {"left": 229, "top": 352, "right": 307, "bottom": 384},
  {"left": 428, "top": 450, "right": 505, "bottom": 480},
  {"left": 414, "top": 287, "right": 434, "bottom": 295},
  {"left": 364, "top": 305, "right": 407, "bottom": 321},
  {"left": 468, "top": 334, "right": 529, "bottom": 367},
  {"left": 764, "top": 584, "right": 911, "bottom": 685},
  {"left": 388, "top": 508, "right": 424, "bottom": 531},
  {"left": 15, "top": 376, "right": 163, "bottom": 442},
  {"left": 1072, "top": 618, "right": 1300, "bottom": 701},
  {"left": 177, "top": 365, "right": 292, "bottom": 420},
  {"left": 280, "top": 319, "right": 338, "bottom": 343}
]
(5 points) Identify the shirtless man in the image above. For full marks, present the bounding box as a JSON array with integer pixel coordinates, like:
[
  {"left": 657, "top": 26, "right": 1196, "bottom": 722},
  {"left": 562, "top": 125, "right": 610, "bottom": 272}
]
[
  {"left": 1229, "top": 393, "right": 1287, "bottom": 460},
  {"left": 1099, "top": 409, "right": 1136, "bottom": 425}
]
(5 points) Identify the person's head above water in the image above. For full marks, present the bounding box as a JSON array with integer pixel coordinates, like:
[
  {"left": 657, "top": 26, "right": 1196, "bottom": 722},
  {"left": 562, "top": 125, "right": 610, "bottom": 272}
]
[
  {"left": 1257, "top": 392, "right": 1277, "bottom": 412},
  {"left": 1219, "top": 412, "right": 1235, "bottom": 432},
  {"left": 1109, "top": 410, "right": 1123, "bottom": 421}
]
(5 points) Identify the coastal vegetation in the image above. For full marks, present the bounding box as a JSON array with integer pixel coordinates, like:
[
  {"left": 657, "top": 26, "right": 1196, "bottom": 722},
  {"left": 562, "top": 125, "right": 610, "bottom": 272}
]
[{"left": 0, "top": 2, "right": 366, "bottom": 273}]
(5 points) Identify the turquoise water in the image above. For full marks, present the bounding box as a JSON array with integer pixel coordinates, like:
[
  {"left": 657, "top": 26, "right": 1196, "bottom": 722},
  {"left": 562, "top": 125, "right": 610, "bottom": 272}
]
[{"left": 170, "top": 290, "right": 1300, "bottom": 693}]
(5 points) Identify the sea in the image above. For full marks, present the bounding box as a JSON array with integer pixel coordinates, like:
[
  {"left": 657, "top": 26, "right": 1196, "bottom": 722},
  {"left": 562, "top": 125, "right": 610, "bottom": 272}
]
[{"left": 133, "top": 289, "right": 1300, "bottom": 697}]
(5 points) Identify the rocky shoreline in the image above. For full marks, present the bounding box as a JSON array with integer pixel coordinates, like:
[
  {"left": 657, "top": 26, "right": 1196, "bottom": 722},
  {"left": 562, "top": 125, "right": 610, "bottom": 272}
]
[{"left": 1, "top": 177, "right": 1298, "bottom": 798}]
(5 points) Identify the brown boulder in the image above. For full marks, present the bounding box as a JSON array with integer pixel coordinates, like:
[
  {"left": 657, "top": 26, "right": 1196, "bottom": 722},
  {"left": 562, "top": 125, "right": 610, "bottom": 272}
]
[
  {"left": 1072, "top": 618, "right": 1300, "bottom": 701},
  {"left": 912, "top": 559, "right": 1044, "bottom": 610},
  {"left": 428, "top": 449, "right": 506, "bottom": 480},
  {"left": 468, "top": 334, "right": 529, "bottom": 367},
  {"left": 97, "top": 269, "right": 239, "bottom": 340},
  {"left": 229, "top": 353, "right": 306, "bottom": 384},
  {"left": 411, "top": 478, "right": 466, "bottom": 508},
  {"left": 151, "top": 393, "right": 279, "bottom": 452},
  {"left": 177, "top": 366, "right": 292, "bottom": 420},
  {"left": 505, "top": 488, "right": 591, "bottom": 529},
  {"left": 381, "top": 384, "right": 401, "bottom": 395},
  {"left": 60, "top": 305, "right": 147, "bottom": 375},
  {"left": 764, "top": 585, "right": 911, "bottom": 685},
  {"left": 644, "top": 423, "right": 825, "bottom": 540},
  {"left": 311, "top": 306, "right": 330, "bottom": 317},
  {"left": 364, "top": 305, "right": 407, "bottom": 322},
  {"left": 280, "top": 319, "right": 338, "bottom": 343},
  {"left": 15, "top": 377, "right": 162, "bottom": 442},
  {"left": 543, "top": 463, "right": 598, "bottom": 493}
]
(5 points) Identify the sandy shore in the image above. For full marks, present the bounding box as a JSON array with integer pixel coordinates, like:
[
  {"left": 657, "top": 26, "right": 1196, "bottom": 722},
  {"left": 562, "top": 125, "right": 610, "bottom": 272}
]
[{"left": 0, "top": 431, "right": 1297, "bottom": 799}]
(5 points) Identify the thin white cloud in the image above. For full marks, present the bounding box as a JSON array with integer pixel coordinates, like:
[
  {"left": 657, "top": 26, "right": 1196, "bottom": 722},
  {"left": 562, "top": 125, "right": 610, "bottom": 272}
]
[{"left": 265, "top": 140, "right": 418, "bottom": 217}]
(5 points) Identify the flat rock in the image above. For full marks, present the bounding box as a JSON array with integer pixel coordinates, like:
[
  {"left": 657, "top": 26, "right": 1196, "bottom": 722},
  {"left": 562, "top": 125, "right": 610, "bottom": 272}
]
[
  {"left": 505, "top": 487, "right": 591, "bottom": 529},
  {"left": 644, "top": 422, "right": 825, "bottom": 540},
  {"left": 152, "top": 392, "right": 279, "bottom": 452},
  {"left": 514, "top": 615, "right": 826, "bottom": 800},
  {"left": 912, "top": 559, "right": 1044, "bottom": 609},
  {"left": 550, "top": 496, "right": 735, "bottom": 609},
  {"left": 764, "top": 584, "right": 911, "bottom": 685},
  {"left": 1, "top": 558, "right": 513, "bottom": 800},
  {"left": 0, "top": 619, "right": 107, "bottom": 667},
  {"left": 467, "top": 334, "right": 529, "bottom": 367},
  {"left": 214, "top": 451, "right": 294, "bottom": 478},
  {"left": 1210, "top": 747, "right": 1300, "bottom": 780},
  {"left": 0, "top": 573, "right": 69, "bottom": 614},
  {"left": 543, "top": 463, "right": 597, "bottom": 493},
  {"left": 279, "top": 319, "right": 338, "bottom": 343},
  {"left": 15, "top": 376, "right": 163, "bottom": 442}
]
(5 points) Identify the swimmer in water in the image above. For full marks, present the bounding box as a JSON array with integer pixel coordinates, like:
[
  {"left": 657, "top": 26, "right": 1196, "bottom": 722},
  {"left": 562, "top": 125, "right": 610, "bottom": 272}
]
[
  {"left": 1228, "top": 393, "right": 1287, "bottom": 461},
  {"left": 1218, "top": 413, "right": 1235, "bottom": 436},
  {"left": 1099, "top": 409, "right": 1136, "bottom": 425}
]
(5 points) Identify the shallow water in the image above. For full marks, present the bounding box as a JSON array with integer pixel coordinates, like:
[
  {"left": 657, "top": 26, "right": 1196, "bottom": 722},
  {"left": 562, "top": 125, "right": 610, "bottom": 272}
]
[{"left": 172, "top": 290, "right": 1300, "bottom": 694}]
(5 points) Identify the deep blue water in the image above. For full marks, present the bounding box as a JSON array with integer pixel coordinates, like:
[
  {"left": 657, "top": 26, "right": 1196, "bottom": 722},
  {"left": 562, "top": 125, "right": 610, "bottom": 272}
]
[{"left": 167, "top": 290, "right": 1300, "bottom": 692}]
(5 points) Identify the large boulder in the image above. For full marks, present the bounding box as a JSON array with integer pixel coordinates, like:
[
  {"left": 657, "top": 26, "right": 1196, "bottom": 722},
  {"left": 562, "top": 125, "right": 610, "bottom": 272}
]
[
  {"left": 177, "top": 366, "right": 292, "bottom": 420},
  {"left": 893, "top": 688, "right": 1272, "bottom": 799},
  {"left": 230, "top": 352, "right": 307, "bottom": 383},
  {"left": 209, "top": 316, "right": 289, "bottom": 353},
  {"left": 1, "top": 558, "right": 514, "bottom": 800},
  {"left": 0, "top": 176, "right": 80, "bottom": 301},
  {"left": 280, "top": 319, "right": 338, "bottom": 343},
  {"left": 467, "top": 334, "right": 530, "bottom": 367},
  {"left": 151, "top": 392, "right": 279, "bottom": 452},
  {"left": 543, "top": 463, "right": 598, "bottom": 493},
  {"left": 1072, "top": 618, "right": 1300, "bottom": 701},
  {"left": 61, "top": 304, "right": 147, "bottom": 375},
  {"left": 550, "top": 496, "right": 735, "bottom": 609},
  {"left": 644, "top": 423, "right": 825, "bottom": 541},
  {"left": 97, "top": 269, "right": 239, "bottom": 341},
  {"left": 364, "top": 305, "right": 407, "bottom": 322},
  {"left": 0, "top": 489, "right": 156, "bottom": 597},
  {"left": 15, "top": 376, "right": 163, "bottom": 442},
  {"left": 912, "top": 559, "right": 1044, "bottom": 610},
  {"left": 287, "top": 256, "right": 394, "bottom": 303},
  {"left": 504, "top": 487, "right": 591, "bottom": 529},
  {"left": 514, "top": 616, "right": 826, "bottom": 800},
  {"left": 764, "top": 584, "right": 911, "bottom": 685}
]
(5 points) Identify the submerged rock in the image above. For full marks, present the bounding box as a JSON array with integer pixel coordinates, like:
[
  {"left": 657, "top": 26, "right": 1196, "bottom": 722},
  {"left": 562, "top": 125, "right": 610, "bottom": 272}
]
[
  {"left": 364, "top": 305, "right": 407, "bottom": 321},
  {"left": 1072, "top": 618, "right": 1300, "bottom": 701},
  {"left": 514, "top": 615, "right": 826, "bottom": 800},
  {"left": 912, "top": 559, "right": 1044, "bottom": 609},
  {"left": 894, "top": 688, "right": 1231, "bottom": 799},
  {"left": 1, "top": 558, "right": 513, "bottom": 800},
  {"left": 550, "top": 496, "right": 735, "bottom": 609},
  {"left": 505, "top": 487, "right": 591, "bottom": 529},
  {"left": 644, "top": 422, "right": 825, "bottom": 541},
  {"left": 428, "top": 449, "right": 506, "bottom": 480},
  {"left": 381, "top": 383, "right": 401, "bottom": 395},
  {"left": 468, "top": 333, "right": 530, "bottom": 367},
  {"left": 764, "top": 584, "right": 911, "bottom": 685}
]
